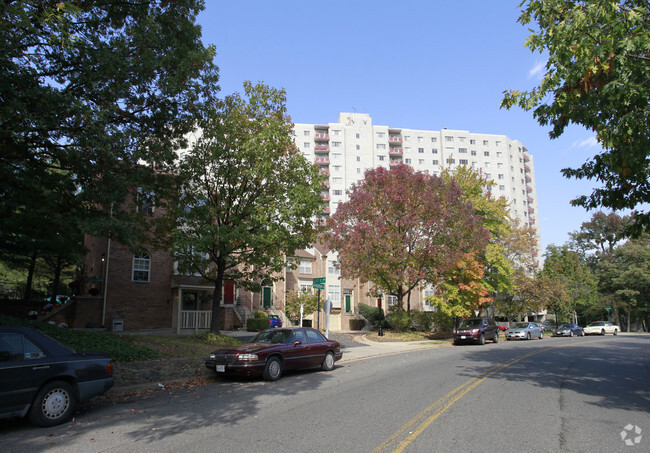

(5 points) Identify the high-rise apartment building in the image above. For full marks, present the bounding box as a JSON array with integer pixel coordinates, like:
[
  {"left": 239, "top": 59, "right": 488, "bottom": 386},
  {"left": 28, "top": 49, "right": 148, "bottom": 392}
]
[{"left": 293, "top": 112, "right": 541, "bottom": 252}]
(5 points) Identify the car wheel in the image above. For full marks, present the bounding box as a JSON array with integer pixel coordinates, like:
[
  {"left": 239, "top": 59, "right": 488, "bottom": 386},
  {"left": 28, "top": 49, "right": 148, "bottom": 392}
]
[
  {"left": 263, "top": 356, "right": 283, "bottom": 381},
  {"left": 478, "top": 334, "right": 485, "bottom": 345},
  {"left": 580, "top": 330, "right": 585, "bottom": 336},
  {"left": 453, "top": 340, "right": 460, "bottom": 346},
  {"left": 601, "top": 329, "right": 606, "bottom": 335},
  {"left": 539, "top": 331, "right": 544, "bottom": 339},
  {"left": 613, "top": 329, "right": 618, "bottom": 336},
  {"left": 321, "top": 352, "right": 335, "bottom": 371},
  {"left": 527, "top": 332, "right": 531, "bottom": 340},
  {"left": 28, "top": 380, "right": 77, "bottom": 427},
  {"left": 570, "top": 330, "right": 574, "bottom": 337},
  {"left": 493, "top": 332, "right": 499, "bottom": 343}
]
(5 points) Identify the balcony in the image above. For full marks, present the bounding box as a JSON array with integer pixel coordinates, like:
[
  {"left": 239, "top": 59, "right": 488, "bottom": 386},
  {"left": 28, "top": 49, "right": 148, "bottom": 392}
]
[
  {"left": 315, "top": 157, "right": 330, "bottom": 165},
  {"left": 524, "top": 154, "right": 530, "bottom": 162},
  {"left": 525, "top": 175, "right": 532, "bottom": 183},
  {"left": 319, "top": 169, "right": 330, "bottom": 176},
  {"left": 526, "top": 185, "right": 533, "bottom": 192},
  {"left": 389, "top": 160, "right": 402, "bottom": 166},
  {"left": 322, "top": 193, "right": 330, "bottom": 201},
  {"left": 524, "top": 165, "right": 531, "bottom": 173},
  {"left": 314, "top": 144, "right": 330, "bottom": 153},
  {"left": 527, "top": 196, "right": 534, "bottom": 204},
  {"left": 389, "top": 148, "right": 403, "bottom": 156},
  {"left": 389, "top": 136, "right": 402, "bottom": 143},
  {"left": 322, "top": 207, "right": 330, "bottom": 214},
  {"left": 314, "top": 132, "right": 329, "bottom": 141},
  {"left": 323, "top": 180, "right": 330, "bottom": 188},
  {"left": 528, "top": 207, "right": 535, "bottom": 214}
]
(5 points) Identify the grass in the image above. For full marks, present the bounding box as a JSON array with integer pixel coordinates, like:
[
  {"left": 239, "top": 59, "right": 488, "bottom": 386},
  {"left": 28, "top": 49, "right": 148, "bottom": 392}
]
[
  {"left": 364, "top": 330, "right": 450, "bottom": 343},
  {"left": 0, "top": 315, "right": 243, "bottom": 362}
]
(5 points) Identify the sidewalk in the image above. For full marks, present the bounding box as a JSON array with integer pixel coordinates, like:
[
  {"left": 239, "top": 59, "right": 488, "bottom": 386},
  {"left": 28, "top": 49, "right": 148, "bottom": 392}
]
[{"left": 338, "top": 333, "right": 449, "bottom": 362}]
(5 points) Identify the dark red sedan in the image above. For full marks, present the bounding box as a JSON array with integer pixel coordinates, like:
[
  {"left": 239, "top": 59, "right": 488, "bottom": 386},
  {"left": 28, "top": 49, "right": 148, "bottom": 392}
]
[{"left": 205, "top": 327, "right": 342, "bottom": 381}]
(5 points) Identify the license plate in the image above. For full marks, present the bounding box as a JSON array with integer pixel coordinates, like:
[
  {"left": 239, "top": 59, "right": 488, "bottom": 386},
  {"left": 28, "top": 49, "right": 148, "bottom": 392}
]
[
  {"left": 216, "top": 365, "right": 225, "bottom": 373},
  {"left": 460, "top": 336, "right": 466, "bottom": 339}
]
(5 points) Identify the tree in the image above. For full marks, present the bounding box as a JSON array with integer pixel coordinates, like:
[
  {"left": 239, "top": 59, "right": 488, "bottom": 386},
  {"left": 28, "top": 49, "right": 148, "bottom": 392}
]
[
  {"left": 502, "top": 1, "right": 650, "bottom": 234},
  {"left": 498, "top": 272, "right": 566, "bottom": 323},
  {"left": 285, "top": 289, "right": 319, "bottom": 324},
  {"left": 325, "top": 164, "right": 489, "bottom": 311},
  {"left": 166, "top": 82, "right": 325, "bottom": 333},
  {"left": 569, "top": 211, "right": 628, "bottom": 260},
  {"left": 1, "top": 1, "right": 219, "bottom": 277}
]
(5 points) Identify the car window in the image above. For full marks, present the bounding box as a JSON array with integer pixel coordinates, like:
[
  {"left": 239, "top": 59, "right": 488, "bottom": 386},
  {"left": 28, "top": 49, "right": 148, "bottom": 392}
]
[
  {"left": 289, "top": 329, "right": 307, "bottom": 344},
  {"left": 458, "top": 319, "right": 482, "bottom": 328},
  {"left": 0, "top": 333, "right": 46, "bottom": 361},
  {"left": 512, "top": 323, "right": 528, "bottom": 328},
  {"left": 305, "top": 329, "right": 326, "bottom": 343},
  {"left": 252, "top": 330, "right": 290, "bottom": 344}
]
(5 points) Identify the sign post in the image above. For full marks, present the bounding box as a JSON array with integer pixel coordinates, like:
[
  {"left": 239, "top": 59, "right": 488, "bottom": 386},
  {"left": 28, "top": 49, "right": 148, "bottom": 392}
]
[{"left": 313, "top": 278, "right": 325, "bottom": 329}]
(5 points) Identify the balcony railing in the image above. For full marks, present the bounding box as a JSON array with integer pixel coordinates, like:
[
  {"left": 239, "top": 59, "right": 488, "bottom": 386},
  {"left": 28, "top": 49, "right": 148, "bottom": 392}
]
[
  {"left": 322, "top": 193, "right": 330, "bottom": 200},
  {"left": 524, "top": 165, "right": 531, "bottom": 173},
  {"left": 315, "top": 157, "right": 330, "bottom": 165},
  {"left": 314, "top": 132, "right": 329, "bottom": 141},
  {"left": 181, "top": 310, "right": 211, "bottom": 330},
  {"left": 390, "top": 160, "right": 402, "bottom": 166},
  {"left": 314, "top": 145, "right": 330, "bottom": 152},
  {"left": 389, "top": 148, "right": 403, "bottom": 155},
  {"left": 389, "top": 136, "right": 402, "bottom": 143},
  {"left": 320, "top": 169, "right": 330, "bottom": 175},
  {"left": 526, "top": 185, "right": 533, "bottom": 192}
]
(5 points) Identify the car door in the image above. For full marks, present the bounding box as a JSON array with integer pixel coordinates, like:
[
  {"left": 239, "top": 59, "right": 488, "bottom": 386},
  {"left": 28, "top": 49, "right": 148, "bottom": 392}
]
[
  {"left": 304, "top": 328, "right": 327, "bottom": 367},
  {"left": 282, "top": 329, "right": 310, "bottom": 370},
  {"left": 0, "top": 331, "right": 53, "bottom": 415}
]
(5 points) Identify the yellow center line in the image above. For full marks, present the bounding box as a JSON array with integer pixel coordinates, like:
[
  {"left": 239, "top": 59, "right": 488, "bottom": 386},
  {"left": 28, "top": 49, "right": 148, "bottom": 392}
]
[{"left": 374, "top": 339, "right": 609, "bottom": 453}]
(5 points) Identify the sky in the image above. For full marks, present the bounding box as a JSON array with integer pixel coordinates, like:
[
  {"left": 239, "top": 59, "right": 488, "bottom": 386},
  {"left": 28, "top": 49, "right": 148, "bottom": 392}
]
[{"left": 197, "top": 0, "right": 610, "bottom": 253}]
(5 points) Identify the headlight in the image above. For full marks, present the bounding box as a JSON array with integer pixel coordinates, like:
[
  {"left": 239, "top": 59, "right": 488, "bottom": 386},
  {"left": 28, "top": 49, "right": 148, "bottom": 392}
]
[
  {"left": 237, "top": 353, "right": 259, "bottom": 361},
  {"left": 209, "top": 353, "right": 216, "bottom": 360},
  {"left": 471, "top": 329, "right": 479, "bottom": 334}
]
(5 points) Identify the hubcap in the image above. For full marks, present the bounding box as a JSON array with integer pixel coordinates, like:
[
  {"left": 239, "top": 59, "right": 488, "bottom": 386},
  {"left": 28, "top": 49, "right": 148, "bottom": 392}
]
[
  {"left": 42, "top": 389, "right": 69, "bottom": 419},
  {"left": 326, "top": 354, "right": 334, "bottom": 368},
  {"left": 270, "top": 361, "right": 280, "bottom": 378}
]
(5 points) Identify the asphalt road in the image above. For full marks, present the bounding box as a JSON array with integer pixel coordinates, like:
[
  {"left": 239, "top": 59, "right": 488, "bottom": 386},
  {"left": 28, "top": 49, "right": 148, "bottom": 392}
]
[{"left": 1, "top": 335, "right": 648, "bottom": 453}]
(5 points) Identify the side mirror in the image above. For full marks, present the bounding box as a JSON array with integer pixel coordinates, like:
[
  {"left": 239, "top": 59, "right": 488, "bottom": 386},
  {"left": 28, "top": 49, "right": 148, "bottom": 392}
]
[{"left": 293, "top": 341, "right": 302, "bottom": 346}]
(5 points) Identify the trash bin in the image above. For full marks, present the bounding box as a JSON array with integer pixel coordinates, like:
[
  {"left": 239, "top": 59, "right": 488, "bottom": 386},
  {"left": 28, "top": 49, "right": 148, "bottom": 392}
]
[{"left": 112, "top": 318, "right": 123, "bottom": 332}]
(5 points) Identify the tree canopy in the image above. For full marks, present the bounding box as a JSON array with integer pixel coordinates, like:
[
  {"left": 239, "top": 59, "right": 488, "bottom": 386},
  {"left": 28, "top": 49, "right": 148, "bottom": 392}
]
[
  {"left": 502, "top": 0, "right": 650, "bottom": 234},
  {"left": 165, "top": 82, "right": 325, "bottom": 333},
  {"left": 1, "top": 1, "right": 219, "bottom": 290},
  {"left": 325, "top": 164, "right": 489, "bottom": 311}
]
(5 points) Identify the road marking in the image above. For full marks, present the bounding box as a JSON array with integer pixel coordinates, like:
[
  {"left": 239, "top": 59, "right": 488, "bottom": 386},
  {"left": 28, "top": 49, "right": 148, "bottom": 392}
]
[{"left": 373, "top": 339, "right": 609, "bottom": 452}]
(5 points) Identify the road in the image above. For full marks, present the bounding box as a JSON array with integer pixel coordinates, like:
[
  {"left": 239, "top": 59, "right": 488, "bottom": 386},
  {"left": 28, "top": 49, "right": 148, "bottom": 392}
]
[{"left": 1, "top": 335, "right": 648, "bottom": 452}]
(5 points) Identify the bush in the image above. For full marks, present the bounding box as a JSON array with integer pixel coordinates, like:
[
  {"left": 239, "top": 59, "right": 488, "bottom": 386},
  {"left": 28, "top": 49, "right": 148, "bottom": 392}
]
[
  {"left": 413, "top": 311, "right": 435, "bottom": 331},
  {"left": 189, "top": 332, "right": 242, "bottom": 346},
  {"left": 247, "top": 317, "right": 268, "bottom": 332},
  {"left": 387, "top": 310, "right": 411, "bottom": 332},
  {"left": 349, "top": 319, "right": 365, "bottom": 331},
  {"left": 254, "top": 310, "right": 269, "bottom": 319},
  {"left": 430, "top": 311, "right": 454, "bottom": 333},
  {"left": 358, "top": 303, "right": 384, "bottom": 325}
]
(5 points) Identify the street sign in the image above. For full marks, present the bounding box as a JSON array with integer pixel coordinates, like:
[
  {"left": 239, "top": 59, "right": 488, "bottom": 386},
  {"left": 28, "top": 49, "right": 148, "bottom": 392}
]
[{"left": 313, "top": 277, "right": 325, "bottom": 290}]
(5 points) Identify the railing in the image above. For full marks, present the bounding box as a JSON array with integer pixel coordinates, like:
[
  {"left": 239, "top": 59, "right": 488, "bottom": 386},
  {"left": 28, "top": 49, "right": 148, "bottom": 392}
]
[{"left": 181, "top": 310, "right": 211, "bottom": 330}]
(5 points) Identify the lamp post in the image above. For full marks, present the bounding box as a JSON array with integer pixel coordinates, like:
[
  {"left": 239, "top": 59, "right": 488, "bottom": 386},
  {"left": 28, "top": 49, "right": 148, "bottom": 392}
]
[{"left": 377, "top": 289, "right": 384, "bottom": 337}]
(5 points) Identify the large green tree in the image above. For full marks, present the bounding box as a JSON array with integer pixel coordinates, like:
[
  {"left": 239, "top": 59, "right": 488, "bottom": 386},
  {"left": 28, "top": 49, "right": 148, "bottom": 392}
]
[
  {"left": 326, "top": 164, "right": 489, "bottom": 311},
  {"left": 1, "top": 1, "right": 219, "bottom": 294},
  {"left": 165, "top": 82, "right": 325, "bottom": 333},
  {"left": 502, "top": 0, "right": 650, "bottom": 233}
]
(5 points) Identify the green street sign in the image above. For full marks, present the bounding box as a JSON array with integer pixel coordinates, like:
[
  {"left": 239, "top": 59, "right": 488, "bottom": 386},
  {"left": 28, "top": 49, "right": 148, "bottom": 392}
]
[{"left": 313, "top": 277, "right": 325, "bottom": 290}]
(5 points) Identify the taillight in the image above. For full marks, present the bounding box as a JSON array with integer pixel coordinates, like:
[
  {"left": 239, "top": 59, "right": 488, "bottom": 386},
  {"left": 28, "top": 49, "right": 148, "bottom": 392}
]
[{"left": 106, "top": 360, "right": 114, "bottom": 374}]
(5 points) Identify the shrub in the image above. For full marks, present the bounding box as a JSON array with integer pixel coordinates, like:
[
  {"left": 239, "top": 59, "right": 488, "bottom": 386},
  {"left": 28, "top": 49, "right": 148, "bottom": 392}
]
[
  {"left": 254, "top": 310, "right": 269, "bottom": 319},
  {"left": 430, "top": 311, "right": 454, "bottom": 333},
  {"left": 349, "top": 319, "right": 365, "bottom": 331},
  {"left": 413, "top": 311, "right": 435, "bottom": 331},
  {"left": 358, "top": 303, "right": 384, "bottom": 325},
  {"left": 247, "top": 317, "right": 268, "bottom": 332},
  {"left": 387, "top": 310, "right": 411, "bottom": 332},
  {"left": 190, "top": 332, "right": 242, "bottom": 346}
]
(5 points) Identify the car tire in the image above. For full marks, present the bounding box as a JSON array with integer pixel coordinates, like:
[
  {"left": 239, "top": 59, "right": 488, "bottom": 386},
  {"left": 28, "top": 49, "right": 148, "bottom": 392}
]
[
  {"left": 453, "top": 340, "right": 460, "bottom": 346},
  {"left": 321, "top": 352, "right": 335, "bottom": 371},
  {"left": 580, "top": 330, "right": 585, "bottom": 336},
  {"left": 569, "top": 330, "right": 574, "bottom": 337},
  {"left": 263, "top": 356, "right": 283, "bottom": 381},
  {"left": 539, "top": 331, "right": 543, "bottom": 339},
  {"left": 478, "top": 334, "right": 485, "bottom": 345},
  {"left": 28, "top": 380, "right": 77, "bottom": 427},
  {"left": 601, "top": 329, "right": 606, "bottom": 335},
  {"left": 526, "top": 332, "right": 531, "bottom": 340},
  {"left": 613, "top": 329, "right": 618, "bottom": 336},
  {"left": 493, "top": 332, "right": 499, "bottom": 343}
]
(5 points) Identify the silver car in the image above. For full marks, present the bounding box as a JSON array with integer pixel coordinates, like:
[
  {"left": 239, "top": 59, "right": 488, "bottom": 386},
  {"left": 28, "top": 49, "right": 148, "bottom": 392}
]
[{"left": 505, "top": 322, "right": 544, "bottom": 340}]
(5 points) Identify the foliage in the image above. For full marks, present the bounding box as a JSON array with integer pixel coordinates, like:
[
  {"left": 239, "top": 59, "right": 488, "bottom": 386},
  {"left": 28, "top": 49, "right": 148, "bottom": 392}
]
[
  {"left": 502, "top": 0, "right": 650, "bottom": 234},
  {"left": 0, "top": 315, "right": 160, "bottom": 362},
  {"left": 358, "top": 303, "right": 384, "bottom": 325},
  {"left": 164, "top": 82, "right": 325, "bottom": 333},
  {"left": 412, "top": 311, "right": 436, "bottom": 332},
  {"left": 254, "top": 310, "right": 269, "bottom": 319},
  {"left": 429, "top": 311, "right": 455, "bottom": 333},
  {"left": 285, "top": 289, "right": 319, "bottom": 322},
  {"left": 246, "top": 317, "right": 269, "bottom": 332},
  {"left": 326, "top": 164, "right": 489, "bottom": 310},
  {"left": 386, "top": 310, "right": 411, "bottom": 333},
  {"left": 189, "top": 332, "right": 243, "bottom": 347}
]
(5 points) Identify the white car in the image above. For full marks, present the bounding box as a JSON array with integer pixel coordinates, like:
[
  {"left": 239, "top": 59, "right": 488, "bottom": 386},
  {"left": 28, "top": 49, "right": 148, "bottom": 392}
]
[{"left": 583, "top": 321, "right": 619, "bottom": 336}]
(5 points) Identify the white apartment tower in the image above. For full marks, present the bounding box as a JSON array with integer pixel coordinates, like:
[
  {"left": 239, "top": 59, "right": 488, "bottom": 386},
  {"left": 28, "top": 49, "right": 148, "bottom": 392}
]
[{"left": 293, "top": 112, "right": 541, "bottom": 255}]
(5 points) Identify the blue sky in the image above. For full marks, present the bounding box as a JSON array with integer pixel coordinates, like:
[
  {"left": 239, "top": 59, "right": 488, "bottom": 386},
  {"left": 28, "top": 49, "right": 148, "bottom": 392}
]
[{"left": 198, "top": 0, "right": 608, "bottom": 252}]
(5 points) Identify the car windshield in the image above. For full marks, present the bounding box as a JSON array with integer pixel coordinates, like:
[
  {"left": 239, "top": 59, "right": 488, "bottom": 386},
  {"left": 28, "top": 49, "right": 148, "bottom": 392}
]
[
  {"left": 559, "top": 324, "right": 572, "bottom": 328},
  {"left": 252, "top": 330, "right": 291, "bottom": 344},
  {"left": 588, "top": 322, "right": 605, "bottom": 326},
  {"left": 512, "top": 323, "right": 529, "bottom": 329},
  {"left": 458, "top": 319, "right": 483, "bottom": 328}
]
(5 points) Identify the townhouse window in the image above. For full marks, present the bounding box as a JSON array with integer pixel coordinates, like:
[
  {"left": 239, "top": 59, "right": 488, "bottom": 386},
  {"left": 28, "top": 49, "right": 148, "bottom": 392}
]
[
  {"left": 299, "top": 280, "right": 313, "bottom": 293},
  {"left": 132, "top": 253, "right": 151, "bottom": 282},
  {"left": 137, "top": 188, "right": 155, "bottom": 215},
  {"left": 328, "top": 285, "right": 341, "bottom": 304},
  {"left": 328, "top": 260, "right": 340, "bottom": 275},
  {"left": 387, "top": 295, "right": 398, "bottom": 306},
  {"left": 298, "top": 260, "right": 312, "bottom": 274}
]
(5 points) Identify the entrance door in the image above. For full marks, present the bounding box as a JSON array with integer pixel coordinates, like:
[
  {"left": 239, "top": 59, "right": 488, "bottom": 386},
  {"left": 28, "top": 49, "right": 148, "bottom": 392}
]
[
  {"left": 345, "top": 294, "right": 351, "bottom": 313},
  {"left": 262, "top": 287, "right": 272, "bottom": 309}
]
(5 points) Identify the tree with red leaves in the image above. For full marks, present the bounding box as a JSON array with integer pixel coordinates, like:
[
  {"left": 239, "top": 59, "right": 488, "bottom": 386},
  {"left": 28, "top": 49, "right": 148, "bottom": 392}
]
[{"left": 325, "top": 164, "right": 490, "bottom": 311}]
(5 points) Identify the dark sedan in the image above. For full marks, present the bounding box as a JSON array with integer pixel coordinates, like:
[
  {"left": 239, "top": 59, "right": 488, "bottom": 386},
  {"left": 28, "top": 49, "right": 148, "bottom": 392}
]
[
  {"left": 0, "top": 326, "right": 114, "bottom": 427},
  {"left": 553, "top": 323, "right": 584, "bottom": 337},
  {"left": 205, "top": 327, "right": 342, "bottom": 381}
]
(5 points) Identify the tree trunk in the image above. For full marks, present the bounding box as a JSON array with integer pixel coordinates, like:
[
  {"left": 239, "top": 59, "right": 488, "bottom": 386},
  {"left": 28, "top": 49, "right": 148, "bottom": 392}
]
[
  {"left": 210, "top": 263, "right": 225, "bottom": 334},
  {"left": 49, "top": 255, "right": 63, "bottom": 305},
  {"left": 24, "top": 249, "right": 38, "bottom": 304}
]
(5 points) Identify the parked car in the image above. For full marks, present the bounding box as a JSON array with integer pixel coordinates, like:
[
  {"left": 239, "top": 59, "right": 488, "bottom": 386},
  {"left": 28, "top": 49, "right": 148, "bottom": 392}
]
[
  {"left": 0, "top": 326, "right": 114, "bottom": 427},
  {"left": 497, "top": 324, "right": 509, "bottom": 331},
  {"left": 583, "top": 321, "right": 620, "bottom": 336},
  {"left": 268, "top": 314, "right": 282, "bottom": 328},
  {"left": 542, "top": 320, "right": 557, "bottom": 332},
  {"left": 205, "top": 327, "right": 342, "bottom": 381},
  {"left": 505, "top": 322, "right": 544, "bottom": 340},
  {"left": 453, "top": 318, "right": 499, "bottom": 345},
  {"left": 553, "top": 323, "right": 584, "bottom": 337}
]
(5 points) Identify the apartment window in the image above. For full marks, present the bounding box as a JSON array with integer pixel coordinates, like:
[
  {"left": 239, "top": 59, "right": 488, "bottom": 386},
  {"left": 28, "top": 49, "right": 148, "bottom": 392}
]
[
  {"left": 458, "top": 148, "right": 467, "bottom": 154},
  {"left": 133, "top": 254, "right": 151, "bottom": 282},
  {"left": 485, "top": 173, "right": 492, "bottom": 179},
  {"left": 356, "top": 155, "right": 361, "bottom": 161},
  {"left": 498, "top": 174, "right": 504, "bottom": 179},
  {"left": 356, "top": 145, "right": 360, "bottom": 150},
  {"left": 378, "top": 155, "right": 386, "bottom": 161},
  {"left": 376, "top": 132, "right": 386, "bottom": 138},
  {"left": 419, "top": 159, "right": 425, "bottom": 165},
  {"left": 484, "top": 151, "right": 490, "bottom": 156},
  {"left": 304, "top": 142, "right": 310, "bottom": 148},
  {"left": 417, "top": 136, "right": 423, "bottom": 142},
  {"left": 471, "top": 150, "right": 477, "bottom": 156},
  {"left": 404, "top": 135, "right": 410, "bottom": 141},
  {"left": 447, "top": 158, "right": 456, "bottom": 164},
  {"left": 432, "top": 160, "right": 439, "bottom": 165},
  {"left": 333, "top": 189, "right": 343, "bottom": 196},
  {"left": 459, "top": 159, "right": 468, "bottom": 165},
  {"left": 333, "top": 165, "right": 342, "bottom": 172},
  {"left": 499, "top": 185, "right": 505, "bottom": 191},
  {"left": 376, "top": 143, "right": 386, "bottom": 150},
  {"left": 405, "top": 147, "right": 411, "bottom": 153},
  {"left": 357, "top": 168, "right": 361, "bottom": 174},
  {"left": 496, "top": 152, "right": 503, "bottom": 157},
  {"left": 470, "top": 139, "right": 476, "bottom": 145},
  {"left": 304, "top": 130, "right": 310, "bottom": 136},
  {"left": 483, "top": 140, "right": 488, "bottom": 145},
  {"left": 356, "top": 133, "right": 360, "bottom": 139},
  {"left": 405, "top": 158, "right": 412, "bottom": 164},
  {"left": 432, "top": 148, "right": 438, "bottom": 154},
  {"left": 497, "top": 163, "right": 503, "bottom": 168},
  {"left": 459, "top": 137, "right": 466, "bottom": 143},
  {"left": 332, "top": 141, "right": 341, "bottom": 147},
  {"left": 332, "top": 130, "right": 341, "bottom": 135},
  {"left": 418, "top": 147, "right": 424, "bottom": 153},
  {"left": 485, "top": 162, "right": 491, "bottom": 168},
  {"left": 431, "top": 137, "right": 437, "bottom": 143},
  {"left": 445, "top": 136, "right": 454, "bottom": 142},
  {"left": 298, "top": 260, "right": 312, "bottom": 274},
  {"left": 331, "top": 153, "right": 342, "bottom": 161},
  {"left": 332, "top": 177, "right": 343, "bottom": 184},
  {"left": 495, "top": 140, "right": 501, "bottom": 146}
]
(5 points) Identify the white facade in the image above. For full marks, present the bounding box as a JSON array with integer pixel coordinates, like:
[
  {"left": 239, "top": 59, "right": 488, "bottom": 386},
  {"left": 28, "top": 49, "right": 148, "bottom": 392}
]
[{"left": 293, "top": 112, "right": 541, "bottom": 263}]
